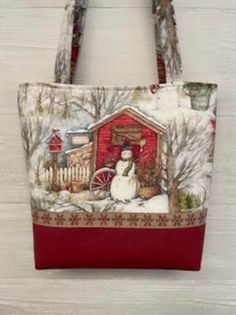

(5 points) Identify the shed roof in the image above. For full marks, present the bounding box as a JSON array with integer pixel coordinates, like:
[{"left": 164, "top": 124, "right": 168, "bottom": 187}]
[
  {"left": 46, "top": 133, "right": 64, "bottom": 144},
  {"left": 66, "top": 129, "right": 89, "bottom": 135},
  {"left": 88, "top": 106, "right": 166, "bottom": 135}
]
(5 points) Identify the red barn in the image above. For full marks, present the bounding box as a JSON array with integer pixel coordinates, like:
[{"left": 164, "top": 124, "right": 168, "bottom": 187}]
[
  {"left": 88, "top": 106, "right": 166, "bottom": 172},
  {"left": 47, "top": 131, "right": 64, "bottom": 153}
]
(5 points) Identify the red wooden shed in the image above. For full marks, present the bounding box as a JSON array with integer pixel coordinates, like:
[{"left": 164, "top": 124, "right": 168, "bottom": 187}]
[{"left": 88, "top": 106, "right": 166, "bottom": 172}]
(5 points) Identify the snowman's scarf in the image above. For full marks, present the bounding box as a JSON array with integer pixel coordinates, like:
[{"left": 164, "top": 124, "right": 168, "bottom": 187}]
[{"left": 122, "top": 158, "right": 134, "bottom": 177}]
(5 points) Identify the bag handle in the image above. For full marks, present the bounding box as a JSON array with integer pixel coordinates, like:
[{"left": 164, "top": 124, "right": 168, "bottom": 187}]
[{"left": 54, "top": 0, "right": 183, "bottom": 84}]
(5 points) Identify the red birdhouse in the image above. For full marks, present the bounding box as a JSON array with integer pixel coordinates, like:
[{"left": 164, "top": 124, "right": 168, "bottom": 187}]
[{"left": 47, "top": 131, "right": 64, "bottom": 153}]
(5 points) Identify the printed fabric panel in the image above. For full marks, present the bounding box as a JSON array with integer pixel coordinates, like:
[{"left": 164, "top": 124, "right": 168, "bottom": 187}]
[{"left": 18, "top": 82, "right": 217, "bottom": 229}]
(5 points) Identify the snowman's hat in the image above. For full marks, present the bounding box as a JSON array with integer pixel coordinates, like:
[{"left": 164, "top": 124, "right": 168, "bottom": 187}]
[{"left": 122, "top": 144, "right": 132, "bottom": 152}]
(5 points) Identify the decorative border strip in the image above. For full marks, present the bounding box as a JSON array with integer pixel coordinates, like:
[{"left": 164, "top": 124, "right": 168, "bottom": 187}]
[{"left": 32, "top": 209, "right": 207, "bottom": 229}]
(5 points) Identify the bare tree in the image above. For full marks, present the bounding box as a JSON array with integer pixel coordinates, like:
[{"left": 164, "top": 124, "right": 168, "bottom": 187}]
[
  {"left": 104, "top": 88, "right": 133, "bottom": 115},
  {"left": 162, "top": 112, "right": 212, "bottom": 213},
  {"left": 20, "top": 116, "right": 52, "bottom": 162},
  {"left": 70, "top": 89, "right": 105, "bottom": 121},
  {"left": 55, "top": 89, "right": 74, "bottom": 119},
  {"left": 18, "top": 86, "right": 55, "bottom": 165},
  {"left": 35, "top": 155, "right": 44, "bottom": 186},
  {"left": 70, "top": 87, "right": 133, "bottom": 122}
]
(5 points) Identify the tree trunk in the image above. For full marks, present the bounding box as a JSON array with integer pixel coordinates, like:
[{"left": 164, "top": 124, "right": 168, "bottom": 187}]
[
  {"left": 95, "top": 103, "right": 101, "bottom": 121},
  {"left": 168, "top": 182, "right": 180, "bottom": 213},
  {"left": 166, "top": 140, "right": 180, "bottom": 213},
  {"left": 35, "top": 158, "right": 41, "bottom": 186}
]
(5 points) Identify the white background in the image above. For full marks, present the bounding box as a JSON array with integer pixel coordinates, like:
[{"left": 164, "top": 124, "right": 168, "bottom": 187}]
[{"left": 0, "top": 0, "right": 236, "bottom": 314}]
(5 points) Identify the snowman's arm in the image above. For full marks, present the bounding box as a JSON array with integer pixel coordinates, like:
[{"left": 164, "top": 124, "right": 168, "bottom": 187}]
[{"left": 115, "top": 160, "right": 123, "bottom": 174}]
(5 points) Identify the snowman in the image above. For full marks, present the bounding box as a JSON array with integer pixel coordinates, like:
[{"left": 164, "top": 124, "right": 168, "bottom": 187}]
[{"left": 110, "top": 145, "right": 139, "bottom": 202}]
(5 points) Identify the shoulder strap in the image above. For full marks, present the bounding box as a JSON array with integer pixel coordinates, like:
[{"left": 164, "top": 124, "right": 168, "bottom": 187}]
[
  {"left": 54, "top": 0, "right": 183, "bottom": 84},
  {"left": 153, "top": 0, "right": 183, "bottom": 83},
  {"left": 55, "top": 0, "right": 87, "bottom": 84}
]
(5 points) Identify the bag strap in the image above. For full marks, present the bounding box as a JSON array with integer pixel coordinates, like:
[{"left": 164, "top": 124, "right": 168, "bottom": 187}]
[{"left": 54, "top": 0, "right": 183, "bottom": 84}]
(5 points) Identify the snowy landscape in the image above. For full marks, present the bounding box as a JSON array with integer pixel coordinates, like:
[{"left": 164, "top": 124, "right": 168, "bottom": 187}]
[
  {"left": 32, "top": 187, "right": 170, "bottom": 214},
  {"left": 18, "top": 82, "right": 217, "bottom": 215}
]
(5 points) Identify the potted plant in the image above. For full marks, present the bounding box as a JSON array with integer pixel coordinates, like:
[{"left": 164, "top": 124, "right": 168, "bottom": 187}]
[{"left": 183, "top": 82, "right": 216, "bottom": 111}]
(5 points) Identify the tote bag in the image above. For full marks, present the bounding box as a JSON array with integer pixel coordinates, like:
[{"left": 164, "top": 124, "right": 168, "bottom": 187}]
[{"left": 18, "top": 0, "right": 217, "bottom": 270}]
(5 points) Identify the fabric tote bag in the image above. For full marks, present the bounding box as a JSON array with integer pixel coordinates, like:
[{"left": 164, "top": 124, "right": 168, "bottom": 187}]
[{"left": 18, "top": 0, "right": 217, "bottom": 270}]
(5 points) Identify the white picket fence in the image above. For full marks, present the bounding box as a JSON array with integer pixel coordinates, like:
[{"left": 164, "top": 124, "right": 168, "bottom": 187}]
[{"left": 43, "top": 166, "right": 91, "bottom": 186}]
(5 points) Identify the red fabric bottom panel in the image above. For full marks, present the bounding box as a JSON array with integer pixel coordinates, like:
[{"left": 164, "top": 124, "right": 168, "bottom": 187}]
[{"left": 33, "top": 224, "right": 206, "bottom": 271}]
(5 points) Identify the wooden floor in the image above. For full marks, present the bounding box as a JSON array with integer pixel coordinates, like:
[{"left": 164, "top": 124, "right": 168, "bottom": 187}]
[{"left": 0, "top": 0, "right": 236, "bottom": 314}]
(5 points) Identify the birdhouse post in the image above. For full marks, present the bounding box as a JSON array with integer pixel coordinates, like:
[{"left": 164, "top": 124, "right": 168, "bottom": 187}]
[{"left": 47, "top": 129, "right": 64, "bottom": 191}]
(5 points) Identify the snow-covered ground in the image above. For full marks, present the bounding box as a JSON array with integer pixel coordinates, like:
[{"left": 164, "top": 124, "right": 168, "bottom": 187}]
[{"left": 32, "top": 188, "right": 169, "bottom": 214}]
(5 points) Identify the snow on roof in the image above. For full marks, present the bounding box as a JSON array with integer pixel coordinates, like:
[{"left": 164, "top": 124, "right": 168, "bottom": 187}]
[
  {"left": 66, "top": 129, "right": 89, "bottom": 135},
  {"left": 88, "top": 105, "right": 166, "bottom": 134},
  {"left": 65, "top": 142, "right": 92, "bottom": 155},
  {"left": 46, "top": 132, "right": 64, "bottom": 144}
]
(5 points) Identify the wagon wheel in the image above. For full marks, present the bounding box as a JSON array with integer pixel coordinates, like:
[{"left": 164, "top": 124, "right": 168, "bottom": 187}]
[{"left": 90, "top": 167, "right": 116, "bottom": 200}]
